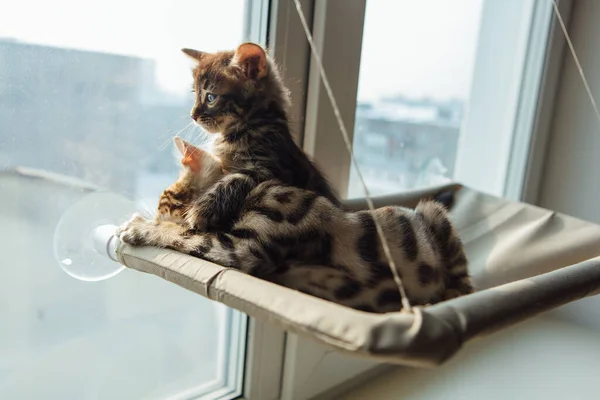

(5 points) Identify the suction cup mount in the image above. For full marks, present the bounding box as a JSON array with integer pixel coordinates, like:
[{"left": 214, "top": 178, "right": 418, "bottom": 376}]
[{"left": 53, "top": 191, "right": 138, "bottom": 282}]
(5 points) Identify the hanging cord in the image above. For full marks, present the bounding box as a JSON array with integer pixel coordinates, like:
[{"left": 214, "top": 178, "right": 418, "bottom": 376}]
[
  {"left": 288, "top": 0, "right": 596, "bottom": 314},
  {"left": 292, "top": 0, "right": 412, "bottom": 312},
  {"left": 552, "top": 0, "right": 600, "bottom": 125}
]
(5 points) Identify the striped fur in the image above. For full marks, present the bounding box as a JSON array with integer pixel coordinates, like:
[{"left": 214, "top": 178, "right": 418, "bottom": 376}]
[
  {"left": 180, "top": 43, "right": 340, "bottom": 232},
  {"left": 119, "top": 141, "right": 473, "bottom": 313}
]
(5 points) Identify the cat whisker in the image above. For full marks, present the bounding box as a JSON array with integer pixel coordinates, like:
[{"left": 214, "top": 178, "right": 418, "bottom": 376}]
[
  {"left": 158, "top": 122, "right": 195, "bottom": 150},
  {"left": 137, "top": 201, "right": 156, "bottom": 218},
  {"left": 172, "top": 121, "right": 196, "bottom": 137}
]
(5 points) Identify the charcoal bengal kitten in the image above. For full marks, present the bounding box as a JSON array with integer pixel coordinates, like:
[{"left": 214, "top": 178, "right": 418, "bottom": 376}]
[
  {"left": 179, "top": 42, "right": 340, "bottom": 233},
  {"left": 119, "top": 138, "right": 473, "bottom": 313}
]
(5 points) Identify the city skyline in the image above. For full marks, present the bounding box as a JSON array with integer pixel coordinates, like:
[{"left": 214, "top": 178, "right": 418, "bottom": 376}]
[{"left": 0, "top": 0, "right": 482, "bottom": 101}]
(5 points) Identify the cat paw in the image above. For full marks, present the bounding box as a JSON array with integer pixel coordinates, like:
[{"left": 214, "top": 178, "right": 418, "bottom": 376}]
[
  {"left": 183, "top": 208, "right": 208, "bottom": 232},
  {"left": 117, "top": 214, "right": 155, "bottom": 246},
  {"left": 115, "top": 213, "right": 143, "bottom": 236}
]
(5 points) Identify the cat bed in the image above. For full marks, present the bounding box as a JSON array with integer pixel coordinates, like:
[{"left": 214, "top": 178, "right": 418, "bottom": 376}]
[{"left": 114, "top": 183, "right": 600, "bottom": 367}]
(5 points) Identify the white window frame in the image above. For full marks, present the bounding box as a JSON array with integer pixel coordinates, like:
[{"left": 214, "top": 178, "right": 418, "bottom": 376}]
[
  {"left": 256, "top": 0, "right": 572, "bottom": 399},
  {"left": 519, "top": 0, "right": 573, "bottom": 204},
  {"left": 454, "top": 0, "right": 565, "bottom": 200},
  {"left": 236, "top": 2, "right": 288, "bottom": 400},
  {"left": 293, "top": 0, "right": 569, "bottom": 202},
  {"left": 240, "top": 319, "right": 286, "bottom": 400}
]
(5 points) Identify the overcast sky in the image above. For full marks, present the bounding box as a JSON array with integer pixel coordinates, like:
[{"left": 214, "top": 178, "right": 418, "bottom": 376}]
[
  {"left": 358, "top": 0, "right": 483, "bottom": 101},
  {"left": 0, "top": 0, "right": 482, "bottom": 102}
]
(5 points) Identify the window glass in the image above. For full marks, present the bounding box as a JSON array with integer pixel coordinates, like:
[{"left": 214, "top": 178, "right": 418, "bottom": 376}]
[
  {"left": 0, "top": 0, "right": 253, "bottom": 397},
  {"left": 349, "top": 0, "right": 483, "bottom": 197}
]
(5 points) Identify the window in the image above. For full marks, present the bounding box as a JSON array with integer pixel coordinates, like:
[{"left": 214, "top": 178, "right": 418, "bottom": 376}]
[
  {"left": 349, "top": 0, "right": 483, "bottom": 198},
  {"left": 292, "top": 0, "right": 557, "bottom": 396},
  {"left": 0, "top": 1, "right": 270, "bottom": 398},
  {"left": 0, "top": 0, "right": 563, "bottom": 398},
  {"left": 302, "top": 0, "right": 554, "bottom": 201}
]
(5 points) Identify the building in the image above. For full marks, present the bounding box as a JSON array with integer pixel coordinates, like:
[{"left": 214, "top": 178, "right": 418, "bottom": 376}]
[
  {"left": 349, "top": 96, "right": 463, "bottom": 197},
  {"left": 0, "top": 39, "right": 163, "bottom": 193}
]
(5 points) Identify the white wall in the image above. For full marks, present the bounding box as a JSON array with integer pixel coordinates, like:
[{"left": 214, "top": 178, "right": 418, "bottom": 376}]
[
  {"left": 538, "top": 0, "right": 600, "bottom": 223},
  {"left": 339, "top": 316, "right": 600, "bottom": 400}
]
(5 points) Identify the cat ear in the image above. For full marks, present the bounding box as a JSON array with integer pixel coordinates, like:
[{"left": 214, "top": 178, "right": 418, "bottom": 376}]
[
  {"left": 173, "top": 136, "right": 203, "bottom": 173},
  {"left": 231, "top": 42, "right": 267, "bottom": 80},
  {"left": 182, "top": 48, "right": 206, "bottom": 62}
]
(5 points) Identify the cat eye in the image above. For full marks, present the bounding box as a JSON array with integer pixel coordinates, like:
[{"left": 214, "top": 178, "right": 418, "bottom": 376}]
[{"left": 206, "top": 93, "right": 218, "bottom": 104}]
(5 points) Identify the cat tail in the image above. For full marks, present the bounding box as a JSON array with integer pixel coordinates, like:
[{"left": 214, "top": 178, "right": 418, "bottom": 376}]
[{"left": 415, "top": 200, "right": 474, "bottom": 300}]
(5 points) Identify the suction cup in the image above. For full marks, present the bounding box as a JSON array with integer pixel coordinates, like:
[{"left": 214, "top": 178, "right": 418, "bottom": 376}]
[{"left": 53, "top": 192, "right": 138, "bottom": 282}]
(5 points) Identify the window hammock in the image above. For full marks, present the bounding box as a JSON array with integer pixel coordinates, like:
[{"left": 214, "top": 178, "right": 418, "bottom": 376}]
[
  {"left": 58, "top": 0, "right": 600, "bottom": 367},
  {"left": 111, "top": 182, "right": 600, "bottom": 367}
]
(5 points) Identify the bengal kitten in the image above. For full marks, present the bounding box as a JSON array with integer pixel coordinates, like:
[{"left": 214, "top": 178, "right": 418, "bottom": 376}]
[
  {"left": 119, "top": 138, "right": 473, "bottom": 313},
  {"left": 179, "top": 42, "right": 340, "bottom": 233}
]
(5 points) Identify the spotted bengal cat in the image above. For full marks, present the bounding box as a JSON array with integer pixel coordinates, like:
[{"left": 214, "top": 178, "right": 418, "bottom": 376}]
[
  {"left": 118, "top": 138, "right": 473, "bottom": 313},
  {"left": 178, "top": 42, "right": 341, "bottom": 233}
]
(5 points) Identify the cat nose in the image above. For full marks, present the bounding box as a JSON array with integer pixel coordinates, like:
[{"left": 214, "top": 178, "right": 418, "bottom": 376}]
[{"left": 191, "top": 109, "right": 201, "bottom": 121}]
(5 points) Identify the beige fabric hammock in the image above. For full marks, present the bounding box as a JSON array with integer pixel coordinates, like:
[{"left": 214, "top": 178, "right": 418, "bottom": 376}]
[
  {"left": 112, "top": 0, "right": 600, "bottom": 369},
  {"left": 115, "top": 183, "right": 600, "bottom": 367}
]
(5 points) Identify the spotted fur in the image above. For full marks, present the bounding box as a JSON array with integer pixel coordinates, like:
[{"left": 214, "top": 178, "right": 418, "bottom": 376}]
[
  {"left": 119, "top": 140, "right": 473, "bottom": 313},
  {"left": 179, "top": 43, "right": 340, "bottom": 232}
]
